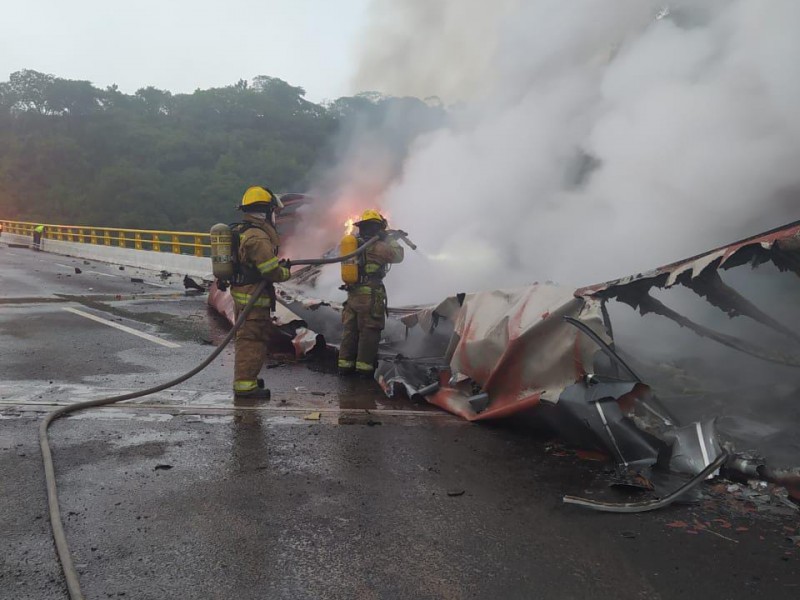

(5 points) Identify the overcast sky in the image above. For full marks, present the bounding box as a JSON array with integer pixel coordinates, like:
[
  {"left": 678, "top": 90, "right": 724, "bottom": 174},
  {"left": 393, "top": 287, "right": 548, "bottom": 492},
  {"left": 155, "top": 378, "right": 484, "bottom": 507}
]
[{"left": 0, "top": 0, "right": 371, "bottom": 102}]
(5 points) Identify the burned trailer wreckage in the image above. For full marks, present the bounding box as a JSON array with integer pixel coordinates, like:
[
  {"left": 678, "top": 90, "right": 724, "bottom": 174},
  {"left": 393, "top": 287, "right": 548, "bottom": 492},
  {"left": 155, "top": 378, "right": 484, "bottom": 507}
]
[
  {"left": 373, "top": 219, "right": 800, "bottom": 507},
  {"left": 211, "top": 219, "right": 800, "bottom": 509}
]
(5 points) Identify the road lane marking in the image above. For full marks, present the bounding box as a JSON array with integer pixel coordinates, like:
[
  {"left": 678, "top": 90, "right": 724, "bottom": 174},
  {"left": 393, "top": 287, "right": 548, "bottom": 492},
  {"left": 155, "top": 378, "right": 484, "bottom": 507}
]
[
  {"left": 56, "top": 263, "right": 120, "bottom": 279},
  {"left": 0, "top": 399, "right": 449, "bottom": 417},
  {"left": 62, "top": 306, "right": 181, "bottom": 348},
  {"left": 89, "top": 271, "right": 118, "bottom": 278},
  {"left": 142, "top": 281, "right": 168, "bottom": 288}
]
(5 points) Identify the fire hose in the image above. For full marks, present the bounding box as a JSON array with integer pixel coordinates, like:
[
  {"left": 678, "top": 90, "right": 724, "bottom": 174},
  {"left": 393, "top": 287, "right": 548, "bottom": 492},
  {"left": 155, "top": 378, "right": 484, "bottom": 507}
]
[{"left": 39, "top": 231, "right": 414, "bottom": 600}]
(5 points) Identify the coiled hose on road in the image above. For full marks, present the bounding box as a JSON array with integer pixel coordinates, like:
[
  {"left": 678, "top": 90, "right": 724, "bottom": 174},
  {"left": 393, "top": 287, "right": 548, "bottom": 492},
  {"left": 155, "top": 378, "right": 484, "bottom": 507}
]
[{"left": 39, "top": 233, "right": 402, "bottom": 600}]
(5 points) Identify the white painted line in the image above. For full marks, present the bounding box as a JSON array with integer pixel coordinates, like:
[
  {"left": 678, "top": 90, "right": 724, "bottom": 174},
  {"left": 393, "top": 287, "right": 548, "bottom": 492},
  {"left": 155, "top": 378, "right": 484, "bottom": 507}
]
[
  {"left": 143, "top": 281, "right": 168, "bottom": 288},
  {"left": 62, "top": 307, "right": 181, "bottom": 348},
  {"left": 57, "top": 262, "right": 119, "bottom": 278},
  {"left": 0, "top": 399, "right": 454, "bottom": 418}
]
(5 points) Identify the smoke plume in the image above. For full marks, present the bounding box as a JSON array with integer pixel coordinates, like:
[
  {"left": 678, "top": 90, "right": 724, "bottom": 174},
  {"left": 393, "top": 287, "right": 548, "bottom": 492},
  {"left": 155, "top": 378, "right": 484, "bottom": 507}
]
[{"left": 308, "top": 0, "right": 800, "bottom": 306}]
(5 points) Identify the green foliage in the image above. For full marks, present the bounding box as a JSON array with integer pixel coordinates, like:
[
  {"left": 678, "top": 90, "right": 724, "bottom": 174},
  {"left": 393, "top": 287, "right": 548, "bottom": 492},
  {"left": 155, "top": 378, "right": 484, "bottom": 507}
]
[{"left": 0, "top": 69, "right": 445, "bottom": 231}]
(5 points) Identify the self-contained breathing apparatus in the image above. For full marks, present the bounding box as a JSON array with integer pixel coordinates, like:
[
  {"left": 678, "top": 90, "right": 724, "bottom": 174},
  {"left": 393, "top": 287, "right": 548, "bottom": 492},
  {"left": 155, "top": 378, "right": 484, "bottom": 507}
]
[
  {"left": 339, "top": 209, "right": 393, "bottom": 290},
  {"left": 339, "top": 232, "right": 392, "bottom": 290},
  {"left": 210, "top": 221, "right": 278, "bottom": 307}
]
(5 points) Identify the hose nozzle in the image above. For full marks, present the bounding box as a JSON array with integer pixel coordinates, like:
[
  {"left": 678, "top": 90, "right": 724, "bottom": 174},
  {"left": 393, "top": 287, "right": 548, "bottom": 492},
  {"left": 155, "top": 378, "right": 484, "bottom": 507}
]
[{"left": 389, "top": 229, "right": 418, "bottom": 250}]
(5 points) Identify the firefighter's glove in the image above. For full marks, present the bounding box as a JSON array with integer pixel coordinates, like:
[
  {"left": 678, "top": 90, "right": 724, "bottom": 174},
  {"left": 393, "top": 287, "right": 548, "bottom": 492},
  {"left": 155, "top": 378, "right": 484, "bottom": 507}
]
[{"left": 276, "top": 261, "right": 291, "bottom": 282}]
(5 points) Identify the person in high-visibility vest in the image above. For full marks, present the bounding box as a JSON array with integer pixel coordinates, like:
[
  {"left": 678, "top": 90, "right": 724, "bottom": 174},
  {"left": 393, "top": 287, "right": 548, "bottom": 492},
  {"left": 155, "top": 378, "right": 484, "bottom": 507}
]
[
  {"left": 229, "top": 186, "right": 291, "bottom": 400},
  {"left": 32, "top": 224, "right": 45, "bottom": 251},
  {"left": 337, "top": 209, "right": 404, "bottom": 378}
]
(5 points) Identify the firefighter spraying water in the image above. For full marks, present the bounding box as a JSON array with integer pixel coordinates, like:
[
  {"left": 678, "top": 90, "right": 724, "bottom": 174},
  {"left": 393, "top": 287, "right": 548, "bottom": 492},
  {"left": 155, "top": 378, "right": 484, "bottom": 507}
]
[
  {"left": 211, "top": 194, "right": 418, "bottom": 395},
  {"left": 337, "top": 209, "right": 406, "bottom": 378}
]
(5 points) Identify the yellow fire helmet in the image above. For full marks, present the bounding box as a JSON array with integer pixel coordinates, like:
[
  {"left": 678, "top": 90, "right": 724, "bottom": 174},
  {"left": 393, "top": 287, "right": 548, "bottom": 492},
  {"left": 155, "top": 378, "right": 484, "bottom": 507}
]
[
  {"left": 355, "top": 209, "right": 387, "bottom": 228},
  {"left": 239, "top": 186, "right": 284, "bottom": 210}
]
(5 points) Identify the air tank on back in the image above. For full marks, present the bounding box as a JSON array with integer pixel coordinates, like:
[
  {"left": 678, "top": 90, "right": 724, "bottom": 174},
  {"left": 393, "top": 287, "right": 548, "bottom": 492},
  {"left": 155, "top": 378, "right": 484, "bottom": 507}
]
[
  {"left": 340, "top": 233, "right": 359, "bottom": 285},
  {"left": 210, "top": 223, "right": 234, "bottom": 283}
]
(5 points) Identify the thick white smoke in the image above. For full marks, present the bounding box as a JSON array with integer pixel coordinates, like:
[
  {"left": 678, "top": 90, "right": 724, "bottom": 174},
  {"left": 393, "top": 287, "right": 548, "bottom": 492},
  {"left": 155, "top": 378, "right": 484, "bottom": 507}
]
[{"left": 312, "top": 0, "right": 800, "bottom": 306}]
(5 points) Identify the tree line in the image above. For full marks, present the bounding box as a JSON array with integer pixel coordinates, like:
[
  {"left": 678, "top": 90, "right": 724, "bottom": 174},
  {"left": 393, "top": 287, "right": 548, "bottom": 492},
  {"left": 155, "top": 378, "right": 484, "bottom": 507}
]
[{"left": 0, "top": 69, "right": 444, "bottom": 231}]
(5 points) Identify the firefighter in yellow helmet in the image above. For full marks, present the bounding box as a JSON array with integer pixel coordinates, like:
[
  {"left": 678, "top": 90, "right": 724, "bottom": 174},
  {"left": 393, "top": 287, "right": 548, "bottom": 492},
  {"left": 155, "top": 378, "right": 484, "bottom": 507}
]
[
  {"left": 338, "top": 209, "right": 404, "bottom": 378},
  {"left": 231, "top": 186, "right": 291, "bottom": 399}
]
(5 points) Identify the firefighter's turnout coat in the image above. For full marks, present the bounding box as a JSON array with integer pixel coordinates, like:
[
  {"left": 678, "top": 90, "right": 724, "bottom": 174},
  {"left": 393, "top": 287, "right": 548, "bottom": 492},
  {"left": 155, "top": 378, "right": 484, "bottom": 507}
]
[
  {"left": 230, "top": 214, "right": 290, "bottom": 394},
  {"left": 338, "top": 236, "right": 404, "bottom": 375}
]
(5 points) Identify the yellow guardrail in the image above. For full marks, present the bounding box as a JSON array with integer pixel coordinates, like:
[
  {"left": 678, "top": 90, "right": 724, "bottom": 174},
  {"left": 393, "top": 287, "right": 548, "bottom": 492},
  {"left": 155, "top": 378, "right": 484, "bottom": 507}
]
[{"left": 0, "top": 220, "right": 210, "bottom": 257}]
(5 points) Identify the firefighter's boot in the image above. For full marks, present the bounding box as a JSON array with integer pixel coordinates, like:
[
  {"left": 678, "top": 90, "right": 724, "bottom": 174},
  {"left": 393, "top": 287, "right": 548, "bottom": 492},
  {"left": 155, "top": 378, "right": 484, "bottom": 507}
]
[{"left": 233, "top": 378, "right": 271, "bottom": 401}]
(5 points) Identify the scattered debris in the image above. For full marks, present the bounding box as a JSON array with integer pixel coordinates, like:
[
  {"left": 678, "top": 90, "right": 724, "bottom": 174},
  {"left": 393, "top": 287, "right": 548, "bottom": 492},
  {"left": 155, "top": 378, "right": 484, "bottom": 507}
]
[
  {"left": 563, "top": 452, "right": 728, "bottom": 513},
  {"left": 74, "top": 267, "right": 82, "bottom": 274},
  {"left": 576, "top": 450, "right": 609, "bottom": 462},
  {"left": 118, "top": 266, "right": 125, "bottom": 270},
  {"left": 183, "top": 275, "right": 205, "bottom": 292},
  {"left": 722, "top": 481, "right": 799, "bottom": 517},
  {"left": 610, "top": 469, "right": 655, "bottom": 492},
  {"left": 303, "top": 412, "right": 321, "bottom": 421},
  {"left": 159, "top": 270, "right": 172, "bottom": 280},
  {"left": 447, "top": 489, "right": 466, "bottom": 497},
  {"left": 153, "top": 464, "right": 173, "bottom": 471},
  {"left": 666, "top": 520, "right": 690, "bottom": 529},
  {"left": 130, "top": 277, "right": 144, "bottom": 283}
]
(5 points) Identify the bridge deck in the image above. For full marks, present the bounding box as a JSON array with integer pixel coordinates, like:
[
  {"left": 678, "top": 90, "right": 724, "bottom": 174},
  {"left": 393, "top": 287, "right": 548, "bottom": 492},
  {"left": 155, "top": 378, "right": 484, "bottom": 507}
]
[{"left": 1, "top": 242, "right": 798, "bottom": 599}]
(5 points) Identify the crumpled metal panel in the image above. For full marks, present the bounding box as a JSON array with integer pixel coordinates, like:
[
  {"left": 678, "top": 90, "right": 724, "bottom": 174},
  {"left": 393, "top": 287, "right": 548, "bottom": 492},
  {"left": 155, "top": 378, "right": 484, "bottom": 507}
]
[
  {"left": 413, "top": 284, "right": 610, "bottom": 420},
  {"left": 208, "top": 280, "right": 236, "bottom": 325},
  {"left": 549, "top": 378, "right": 670, "bottom": 468},
  {"left": 662, "top": 419, "right": 723, "bottom": 476},
  {"left": 577, "top": 219, "right": 800, "bottom": 298}
]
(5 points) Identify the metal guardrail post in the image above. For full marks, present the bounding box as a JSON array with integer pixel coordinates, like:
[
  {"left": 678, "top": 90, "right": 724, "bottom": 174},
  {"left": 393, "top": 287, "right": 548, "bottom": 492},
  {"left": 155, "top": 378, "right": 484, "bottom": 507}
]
[
  {"left": 104, "top": 231, "right": 111, "bottom": 246},
  {"left": 119, "top": 231, "right": 126, "bottom": 248},
  {"left": 135, "top": 232, "right": 143, "bottom": 250},
  {"left": 152, "top": 234, "right": 161, "bottom": 252},
  {"left": 194, "top": 236, "right": 203, "bottom": 257},
  {"left": 171, "top": 235, "right": 180, "bottom": 254}
]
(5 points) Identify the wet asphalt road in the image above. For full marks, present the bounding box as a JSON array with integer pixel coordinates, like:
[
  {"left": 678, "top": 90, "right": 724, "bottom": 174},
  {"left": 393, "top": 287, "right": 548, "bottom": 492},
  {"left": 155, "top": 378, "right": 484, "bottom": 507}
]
[{"left": 1, "top": 243, "right": 799, "bottom": 599}]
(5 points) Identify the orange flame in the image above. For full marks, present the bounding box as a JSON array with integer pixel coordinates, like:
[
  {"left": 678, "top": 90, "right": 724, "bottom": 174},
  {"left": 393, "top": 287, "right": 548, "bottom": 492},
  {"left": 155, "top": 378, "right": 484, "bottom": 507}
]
[{"left": 343, "top": 215, "right": 360, "bottom": 236}]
